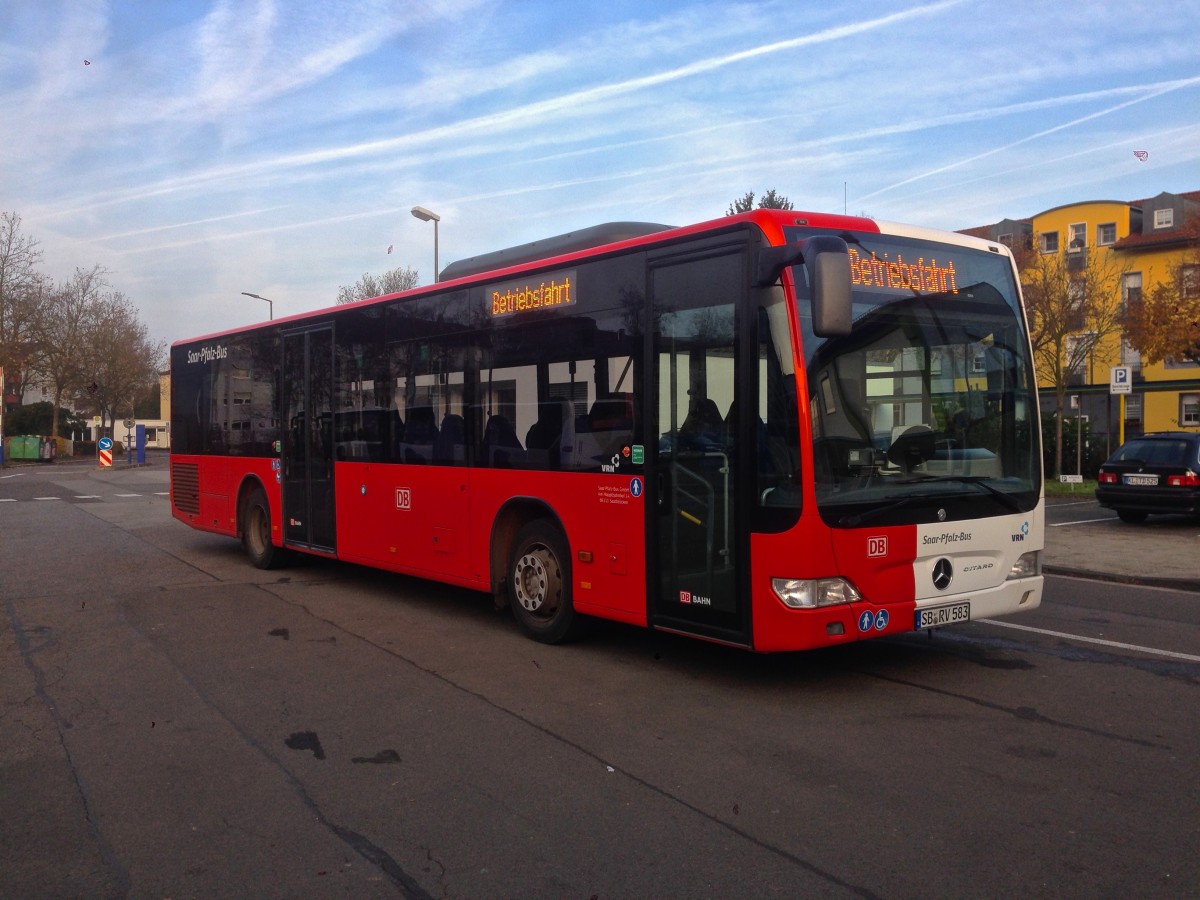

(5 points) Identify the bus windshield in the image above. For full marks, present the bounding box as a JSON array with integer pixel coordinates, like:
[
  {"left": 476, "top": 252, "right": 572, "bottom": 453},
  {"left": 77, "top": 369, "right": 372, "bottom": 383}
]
[{"left": 788, "top": 228, "right": 1040, "bottom": 527}]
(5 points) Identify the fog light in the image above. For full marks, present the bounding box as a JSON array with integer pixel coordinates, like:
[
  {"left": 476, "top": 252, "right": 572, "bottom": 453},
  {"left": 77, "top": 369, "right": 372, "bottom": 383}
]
[
  {"left": 772, "top": 577, "right": 862, "bottom": 609},
  {"left": 1008, "top": 550, "right": 1040, "bottom": 580}
]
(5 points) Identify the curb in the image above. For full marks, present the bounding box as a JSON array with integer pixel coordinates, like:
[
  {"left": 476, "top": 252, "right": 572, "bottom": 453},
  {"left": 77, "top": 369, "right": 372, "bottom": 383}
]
[{"left": 1043, "top": 564, "right": 1200, "bottom": 594}]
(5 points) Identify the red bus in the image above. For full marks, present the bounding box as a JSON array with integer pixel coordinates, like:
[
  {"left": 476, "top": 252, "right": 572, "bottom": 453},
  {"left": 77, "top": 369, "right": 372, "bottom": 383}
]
[{"left": 170, "top": 209, "right": 1043, "bottom": 651}]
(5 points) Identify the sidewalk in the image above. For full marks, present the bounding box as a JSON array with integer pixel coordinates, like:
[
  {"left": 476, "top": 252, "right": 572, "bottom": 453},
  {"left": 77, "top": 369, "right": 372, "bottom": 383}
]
[{"left": 1043, "top": 496, "right": 1200, "bottom": 592}]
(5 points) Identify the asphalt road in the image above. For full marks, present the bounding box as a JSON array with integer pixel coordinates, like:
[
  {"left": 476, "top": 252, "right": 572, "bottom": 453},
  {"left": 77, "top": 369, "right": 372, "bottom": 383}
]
[{"left": 3, "top": 461, "right": 1199, "bottom": 898}]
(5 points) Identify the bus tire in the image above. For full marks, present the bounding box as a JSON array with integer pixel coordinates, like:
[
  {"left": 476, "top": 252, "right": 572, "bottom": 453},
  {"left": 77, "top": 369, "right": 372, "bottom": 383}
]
[
  {"left": 508, "top": 519, "right": 582, "bottom": 644},
  {"left": 242, "top": 487, "right": 286, "bottom": 569}
]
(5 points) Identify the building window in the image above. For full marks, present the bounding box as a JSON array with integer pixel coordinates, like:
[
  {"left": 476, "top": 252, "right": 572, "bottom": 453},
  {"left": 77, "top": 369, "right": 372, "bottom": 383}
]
[
  {"left": 1040, "top": 231, "right": 1059, "bottom": 254},
  {"left": 1154, "top": 208, "right": 1174, "bottom": 229},
  {"left": 1067, "top": 223, "right": 1086, "bottom": 252},
  {"left": 1096, "top": 223, "right": 1116, "bottom": 245},
  {"left": 1122, "top": 271, "right": 1142, "bottom": 308},
  {"left": 1182, "top": 264, "right": 1199, "bottom": 300},
  {"left": 997, "top": 232, "right": 1013, "bottom": 247},
  {"left": 1181, "top": 394, "right": 1200, "bottom": 427}
]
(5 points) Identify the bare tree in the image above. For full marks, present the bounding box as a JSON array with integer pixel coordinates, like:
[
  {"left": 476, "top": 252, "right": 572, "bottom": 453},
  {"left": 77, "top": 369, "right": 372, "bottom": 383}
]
[
  {"left": 33, "top": 265, "right": 107, "bottom": 438},
  {"left": 1017, "top": 237, "right": 1128, "bottom": 476},
  {"left": 82, "top": 291, "right": 166, "bottom": 437},
  {"left": 336, "top": 265, "right": 420, "bottom": 304},
  {"left": 0, "top": 212, "right": 45, "bottom": 407}
]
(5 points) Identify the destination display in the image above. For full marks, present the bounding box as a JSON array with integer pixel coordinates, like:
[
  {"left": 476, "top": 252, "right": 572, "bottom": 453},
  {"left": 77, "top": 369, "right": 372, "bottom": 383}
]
[
  {"left": 848, "top": 246, "right": 959, "bottom": 296},
  {"left": 489, "top": 269, "right": 576, "bottom": 317}
]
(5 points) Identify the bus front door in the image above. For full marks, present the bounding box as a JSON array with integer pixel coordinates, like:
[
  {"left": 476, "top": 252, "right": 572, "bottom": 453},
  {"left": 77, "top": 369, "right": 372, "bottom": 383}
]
[
  {"left": 649, "top": 249, "right": 750, "bottom": 645},
  {"left": 281, "top": 326, "right": 336, "bottom": 553}
]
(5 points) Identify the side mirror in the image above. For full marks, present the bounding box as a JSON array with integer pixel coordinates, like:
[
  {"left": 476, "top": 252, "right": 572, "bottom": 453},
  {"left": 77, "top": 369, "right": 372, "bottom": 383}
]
[
  {"left": 805, "top": 236, "right": 852, "bottom": 337},
  {"left": 756, "top": 236, "right": 852, "bottom": 337}
]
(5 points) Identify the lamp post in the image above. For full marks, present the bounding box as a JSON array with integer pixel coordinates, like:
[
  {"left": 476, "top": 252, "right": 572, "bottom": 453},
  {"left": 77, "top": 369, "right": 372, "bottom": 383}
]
[
  {"left": 241, "top": 291, "right": 273, "bottom": 320},
  {"left": 410, "top": 206, "right": 440, "bottom": 282}
]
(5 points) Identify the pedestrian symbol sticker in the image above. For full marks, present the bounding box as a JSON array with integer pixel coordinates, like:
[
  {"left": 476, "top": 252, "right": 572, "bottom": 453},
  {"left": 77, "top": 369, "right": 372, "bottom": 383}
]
[
  {"left": 630, "top": 477, "right": 643, "bottom": 498},
  {"left": 857, "top": 609, "right": 890, "bottom": 632}
]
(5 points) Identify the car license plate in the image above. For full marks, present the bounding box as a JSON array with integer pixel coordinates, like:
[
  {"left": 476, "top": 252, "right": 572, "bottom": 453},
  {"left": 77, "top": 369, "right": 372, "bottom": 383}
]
[
  {"left": 915, "top": 602, "right": 970, "bottom": 630},
  {"left": 1124, "top": 474, "right": 1158, "bottom": 486}
]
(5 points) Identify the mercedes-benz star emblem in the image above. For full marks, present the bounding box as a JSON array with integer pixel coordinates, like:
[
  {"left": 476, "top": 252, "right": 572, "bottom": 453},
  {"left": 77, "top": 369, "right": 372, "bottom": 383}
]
[{"left": 932, "top": 558, "right": 954, "bottom": 591}]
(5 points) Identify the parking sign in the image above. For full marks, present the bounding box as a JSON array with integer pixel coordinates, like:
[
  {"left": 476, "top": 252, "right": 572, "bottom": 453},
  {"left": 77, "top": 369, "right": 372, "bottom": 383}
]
[{"left": 1110, "top": 366, "right": 1131, "bottom": 394}]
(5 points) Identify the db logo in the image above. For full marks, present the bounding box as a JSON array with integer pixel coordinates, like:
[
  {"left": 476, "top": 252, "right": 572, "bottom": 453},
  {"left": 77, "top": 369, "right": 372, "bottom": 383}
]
[
  {"left": 395, "top": 488, "right": 411, "bottom": 510},
  {"left": 679, "top": 590, "right": 692, "bottom": 604},
  {"left": 867, "top": 536, "right": 888, "bottom": 558}
]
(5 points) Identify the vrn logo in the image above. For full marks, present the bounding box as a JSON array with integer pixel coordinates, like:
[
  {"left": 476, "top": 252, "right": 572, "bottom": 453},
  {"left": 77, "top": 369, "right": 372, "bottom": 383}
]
[{"left": 1011, "top": 520, "right": 1030, "bottom": 542}]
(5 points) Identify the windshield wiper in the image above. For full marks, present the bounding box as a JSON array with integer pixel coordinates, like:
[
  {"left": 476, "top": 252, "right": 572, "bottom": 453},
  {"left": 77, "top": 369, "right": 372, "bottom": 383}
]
[
  {"left": 839, "top": 496, "right": 921, "bottom": 528},
  {"left": 901, "top": 474, "right": 1025, "bottom": 512}
]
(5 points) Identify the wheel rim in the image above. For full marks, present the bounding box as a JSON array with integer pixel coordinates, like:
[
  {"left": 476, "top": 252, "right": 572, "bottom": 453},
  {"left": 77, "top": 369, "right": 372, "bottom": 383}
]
[
  {"left": 513, "top": 544, "right": 561, "bottom": 619},
  {"left": 248, "top": 504, "right": 269, "bottom": 556}
]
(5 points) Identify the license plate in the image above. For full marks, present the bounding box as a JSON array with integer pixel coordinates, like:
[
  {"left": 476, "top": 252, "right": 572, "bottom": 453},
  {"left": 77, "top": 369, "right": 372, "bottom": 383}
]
[
  {"left": 915, "top": 602, "right": 971, "bottom": 630},
  {"left": 1124, "top": 474, "right": 1158, "bottom": 486}
]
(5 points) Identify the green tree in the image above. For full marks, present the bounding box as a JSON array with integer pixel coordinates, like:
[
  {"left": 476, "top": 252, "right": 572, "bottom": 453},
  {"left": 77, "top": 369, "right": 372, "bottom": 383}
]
[
  {"left": 726, "top": 189, "right": 794, "bottom": 216},
  {"left": 337, "top": 265, "right": 420, "bottom": 304}
]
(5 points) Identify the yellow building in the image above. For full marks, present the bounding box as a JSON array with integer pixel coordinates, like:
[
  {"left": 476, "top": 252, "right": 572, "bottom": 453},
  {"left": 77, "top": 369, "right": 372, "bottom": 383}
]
[{"left": 964, "top": 189, "right": 1200, "bottom": 455}]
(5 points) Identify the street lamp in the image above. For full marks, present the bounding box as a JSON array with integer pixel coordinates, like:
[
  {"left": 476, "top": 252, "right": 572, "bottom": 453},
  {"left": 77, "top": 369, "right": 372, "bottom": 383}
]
[
  {"left": 410, "top": 206, "right": 440, "bottom": 282},
  {"left": 241, "top": 291, "right": 273, "bottom": 320}
]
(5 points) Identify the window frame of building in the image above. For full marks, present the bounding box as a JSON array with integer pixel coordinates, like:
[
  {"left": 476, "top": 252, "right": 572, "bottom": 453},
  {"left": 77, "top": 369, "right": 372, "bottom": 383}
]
[
  {"left": 997, "top": 232, "right": 1013, "bottom": 247},
  {"left": 1121, "top": 271, "right": 1142, "bottom": 310},
  {"left": 1153, "top": 208, "right": 1174, "bottom": 229},
  {"left": 1096, "top": 222, "right": 1116, "bottom": 246},
  {"left": 1067, "top": 222, "right": 1086, "bottom": 252},
  {"left": 1182, "top": 264, "right": 1199, "bottom": 300},
  {"left": 1040, "top": 231, "right": 1059, "bottom": 254},
  {"left": 1180, "top": 393, "right": 1200, "bottom": 427}
]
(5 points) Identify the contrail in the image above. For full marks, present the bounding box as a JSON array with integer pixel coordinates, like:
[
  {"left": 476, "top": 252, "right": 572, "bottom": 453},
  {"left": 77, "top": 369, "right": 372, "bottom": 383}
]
[{"left": 858, "top": 74, "right": 1200, "bottom": 202}]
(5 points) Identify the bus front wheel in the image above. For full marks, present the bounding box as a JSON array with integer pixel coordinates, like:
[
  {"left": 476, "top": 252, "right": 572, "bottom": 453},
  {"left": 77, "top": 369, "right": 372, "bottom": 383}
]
[
  {"left": 508, "top": 520, "right": 581, "bottom": 644},
  {"left": 242, "top": 487, "right": 286, "bottom": 569}
]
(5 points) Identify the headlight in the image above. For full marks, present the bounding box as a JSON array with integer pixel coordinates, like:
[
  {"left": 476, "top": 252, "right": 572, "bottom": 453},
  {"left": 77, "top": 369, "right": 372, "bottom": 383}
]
[
  {"left": 1008, "top": 550, "right": 1041, "bottom": 580},
  {"left": 772, "top": 577, "right": 862, "bottom": 609}
]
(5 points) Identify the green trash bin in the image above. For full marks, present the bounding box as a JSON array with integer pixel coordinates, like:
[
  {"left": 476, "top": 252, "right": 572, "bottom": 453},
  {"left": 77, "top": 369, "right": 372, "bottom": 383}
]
[{"left": 9, "top": 435, "right": 40, "bottom": 460}]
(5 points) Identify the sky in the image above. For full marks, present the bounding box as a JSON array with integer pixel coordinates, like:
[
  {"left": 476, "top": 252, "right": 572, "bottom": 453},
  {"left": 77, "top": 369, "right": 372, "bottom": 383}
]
[{"left": 2, "top": 0, "right": 1199, "bottom": 347}]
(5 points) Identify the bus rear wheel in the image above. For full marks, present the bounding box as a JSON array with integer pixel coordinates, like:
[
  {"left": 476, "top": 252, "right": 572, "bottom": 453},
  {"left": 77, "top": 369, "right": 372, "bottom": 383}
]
[
  {"left": 508, "top": 520, "right": 581, "bottom": 644},
  {"left": 242, "top": 487, "right": 286, "bottom": 569}
]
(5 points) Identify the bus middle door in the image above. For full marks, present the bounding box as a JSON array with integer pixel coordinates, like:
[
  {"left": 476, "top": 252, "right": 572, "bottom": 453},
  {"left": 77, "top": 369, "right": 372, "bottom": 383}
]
[{"left": 281, "top": 325, "right": 337, "bottom": 553}]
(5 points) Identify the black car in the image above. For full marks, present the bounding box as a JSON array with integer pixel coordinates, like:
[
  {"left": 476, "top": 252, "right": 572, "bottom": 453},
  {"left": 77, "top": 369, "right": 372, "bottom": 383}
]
[{"left": 1095, "top": 431, "right": 1200, "bottom": 522}]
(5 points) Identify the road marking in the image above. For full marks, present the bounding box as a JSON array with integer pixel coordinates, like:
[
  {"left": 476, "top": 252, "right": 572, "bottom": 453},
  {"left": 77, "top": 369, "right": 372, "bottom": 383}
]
[
  {"left": 115, "top": 493, "right": 142, "bottom": 497},
  {"left": 979, "top": 619, "right": 1200, "bottom": 663},
  {"left": 154, "top": 491, "right": 169, "bottom": 496},
  {"left": 0, "top": 472, "right": 24, "bottom": 479},
  {"left": 0, "top": 497, "right": 15, "bottom": 502},
  {"left": 75, "top": 495, "right": 102, "bottom": 499},
  {"left": 1049, "top": 516, "right": 1114, "bottom": 527},
  {"left": 33, "top": 496, "right": 62, "bottom": 501}
]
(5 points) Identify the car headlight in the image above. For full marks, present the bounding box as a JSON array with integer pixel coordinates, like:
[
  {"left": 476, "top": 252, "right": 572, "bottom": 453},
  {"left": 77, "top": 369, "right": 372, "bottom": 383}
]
[
  {"left": 772, "top": 577, "right": 862, "bottom": 609},
  {"left": 1008, "top": 550, "right": 1040, "bottom": 580}
]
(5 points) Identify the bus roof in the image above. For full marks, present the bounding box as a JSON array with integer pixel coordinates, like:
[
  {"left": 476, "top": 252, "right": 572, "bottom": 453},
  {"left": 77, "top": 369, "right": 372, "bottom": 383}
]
[
  {"left": 175, "top": 209, "right": 1010, "bottom": 348},
  {"left": 439, "top": 221, "right": 674, "bottom": 281}
]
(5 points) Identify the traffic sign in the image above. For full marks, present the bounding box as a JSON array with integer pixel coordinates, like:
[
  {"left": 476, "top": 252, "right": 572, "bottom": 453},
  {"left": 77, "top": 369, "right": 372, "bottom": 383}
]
[
  {"left": 98, "top": 435, "right": 113, "bottom": 468},
  {"left": 1110, "top": 366, "right": 1132, "bottom": 394}
]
